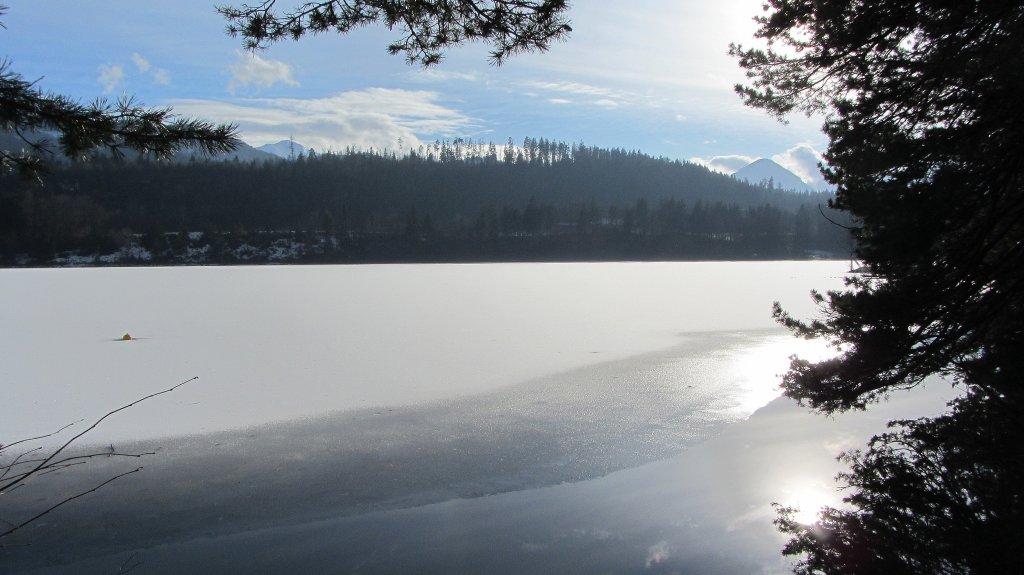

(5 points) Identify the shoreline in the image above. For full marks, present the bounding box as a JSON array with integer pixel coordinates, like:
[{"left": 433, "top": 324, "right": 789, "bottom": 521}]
[{"left": 1, "top": 255, "right": 847, "bottom": 270}]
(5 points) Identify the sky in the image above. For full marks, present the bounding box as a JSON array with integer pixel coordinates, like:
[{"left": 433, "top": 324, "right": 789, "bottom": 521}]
[{"left": 3, "top": 1, "right": 830, "bottom": 187}]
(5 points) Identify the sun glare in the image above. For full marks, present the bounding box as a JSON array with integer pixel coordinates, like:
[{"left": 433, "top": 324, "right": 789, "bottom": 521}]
[
  {"left": 729, "top": 337, "right": 833, "bottom": 416},
  {"left": 781, "top": 480, "right": 841, "bottom": 525}
]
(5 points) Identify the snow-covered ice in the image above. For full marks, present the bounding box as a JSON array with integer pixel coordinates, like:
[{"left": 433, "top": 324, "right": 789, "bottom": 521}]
[
  {"left": 1, "top": 261, "right": 847, "bottom": 443},
  {"left": 1, "top": 261, "right": 960, "bottom": 574}
]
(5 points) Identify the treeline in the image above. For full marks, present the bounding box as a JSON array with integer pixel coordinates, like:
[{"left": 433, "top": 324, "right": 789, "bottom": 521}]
[{"left": 0, "top": 139, "right": 850, "bottom": 265}]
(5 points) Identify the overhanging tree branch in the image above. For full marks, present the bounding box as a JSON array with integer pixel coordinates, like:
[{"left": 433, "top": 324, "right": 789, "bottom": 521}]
[
  {"left": 1, "top": 3, "right": 239, "bottom": 182},
  {"left": 217, "top": 0, "right": 572, "bottom": 66},
  {"left": 0, "top": 62, "right": 239, "bottom": 180}
]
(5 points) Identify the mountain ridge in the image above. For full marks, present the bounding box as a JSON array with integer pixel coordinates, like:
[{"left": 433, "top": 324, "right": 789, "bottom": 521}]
[
  {"left": 732, "top": 158, "right": 815, "bottom": 192},
  {"left": 257, "top": 140, "right": 307, "bottom": 159}
]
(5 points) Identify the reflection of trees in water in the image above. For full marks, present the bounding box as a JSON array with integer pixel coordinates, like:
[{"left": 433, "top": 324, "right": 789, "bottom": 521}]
[{"left": 776, "top": 388, "right": 1024, "bottom": 575}]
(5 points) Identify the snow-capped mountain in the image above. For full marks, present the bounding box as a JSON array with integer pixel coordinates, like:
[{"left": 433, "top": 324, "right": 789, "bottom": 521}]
[{"left": 733, "top": 158, "right": 814, "bottom": 192}]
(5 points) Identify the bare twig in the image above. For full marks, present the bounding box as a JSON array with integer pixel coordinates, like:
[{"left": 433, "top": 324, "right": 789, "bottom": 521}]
[
  {"left": 118, "top": 552, "right": 143, "bottom": 574},
  {"left": 0, "top": 377, "right": 197, "bottom": 494},
  {"left": 0, "top": 447, "right": 43, "bottom": 483},
  {"left": 0, "top": 377, "right": 198, "bottom": 544},
  {"left": 818, "top": 203, "right": 855, "bottom": 230},
  {"left": 0, "top": 468, "right": 143, "bottom": 540},
  {"left": 0, "top": 422, "right": 80, "bottom": 453}
]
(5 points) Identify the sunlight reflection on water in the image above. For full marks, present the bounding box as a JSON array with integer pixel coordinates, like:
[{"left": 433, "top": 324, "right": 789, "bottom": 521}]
[
  {"left": 728, "top": 336, "right": 833, "bottom": 417},
  {"left": 779, "top": 476, "right": 845, "bottom": 525}
]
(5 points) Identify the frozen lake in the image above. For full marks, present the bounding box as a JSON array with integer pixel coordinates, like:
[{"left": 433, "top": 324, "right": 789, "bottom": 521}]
[
  {"left": 0, "top": 262, "right": 956, "bottom": 573},
  {"left": 2, "top": 261, "right": 844, "bottom": 443}
]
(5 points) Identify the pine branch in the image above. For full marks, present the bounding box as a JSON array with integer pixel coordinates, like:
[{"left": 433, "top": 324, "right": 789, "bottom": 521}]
[
  {"left": 1, "top": 61, "right": 239, "bottom": 179},
  {"left": 217, "top": 0, "right": 571, "bottom": 66}
]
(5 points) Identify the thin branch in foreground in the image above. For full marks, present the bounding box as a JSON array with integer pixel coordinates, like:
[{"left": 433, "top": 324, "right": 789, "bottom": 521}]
[
  {"left": 0, "top": 447, "right": 43, "bottom": 482},
  {"left": 0, "top": 467, "right": 143, "bottom": 541},
  {"left": 0, "top": 377, "right": 198, "bottom": 544},
  {"left": 0, "top": 376, "right": 198, "bottom": 494},
  {"left": 818, "top": 203, "right": 855, "bottom": 230},
  {"left": 119, "top": 552, "right": 143, "bottom": 574},
  {"left": 0, "top": 421, "right": 80, "bottom": 452}
]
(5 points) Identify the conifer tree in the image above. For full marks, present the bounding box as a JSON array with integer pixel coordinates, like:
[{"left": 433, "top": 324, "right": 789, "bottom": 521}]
[
  {"left": 733, "top": 1, "right": 1024, "bottom": 571},
  {"left": 0, "top": 6, "right": 239, "bottom": 180},
  {"left": 217, "top": 0, "right": 571, "bottom": 66}
]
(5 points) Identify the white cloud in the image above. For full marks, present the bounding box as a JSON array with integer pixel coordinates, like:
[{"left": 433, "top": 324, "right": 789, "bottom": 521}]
[
  {"left": 523, "top": 80, "right": 632, "bottom": 109},
  {"left": 524, "top": 80, "right": 619, "bottom": 98},
  {"left": 97, "top": 64, "right": 125, "bottom": 94},
  {"left": 169, "top": 88, "right": 478, "bottom": 153},
  {"left": 728, "top": 503, "right": 776, "bottom": 532},
  {"left": 131, "top": 52, "right": 151, "bottom": 72},
  {"left": 823, "top": 432, "right": 861, "bottom": 455},
  {"left": 645, "top": 541, "right": 673, "bottom": 568},
  {"left": 228, "top": 51, "right": 300, "bottom": 92},
  {"left": 407, "top": 68, "right": 478, "bottom": 83},
  {"left": 127, "top": 53, "right": 171, "bottom": 85},
  {"left": 152, "top": 68, "right": 171, "bottom": 85},
  {"left": 548, "top": 98, "right": 572, "bottom": 105},
  {"left": 692, "top": 145, "right": 833, "bottom": 189},
  {"left": 690, "top": 154, "right": 754, "bottom": 174},
  {"left": 520, "top": 78, "right": 693, "bottom": 113},
  {"left": 772, "top": 144, "right": 830, "bottom": 189}
]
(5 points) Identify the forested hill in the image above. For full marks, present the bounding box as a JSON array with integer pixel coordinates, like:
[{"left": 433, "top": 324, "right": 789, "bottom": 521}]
[{"left": 0, "top": 140, "right": 850, "bottom": 266}]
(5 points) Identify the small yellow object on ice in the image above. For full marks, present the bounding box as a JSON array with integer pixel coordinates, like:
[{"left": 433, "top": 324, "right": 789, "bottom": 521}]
[{"left": 121, "top": 333, "right": 133, "bottom": 341}]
